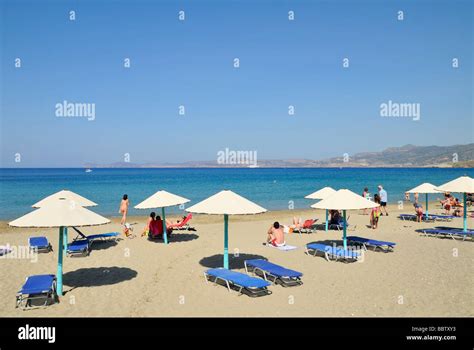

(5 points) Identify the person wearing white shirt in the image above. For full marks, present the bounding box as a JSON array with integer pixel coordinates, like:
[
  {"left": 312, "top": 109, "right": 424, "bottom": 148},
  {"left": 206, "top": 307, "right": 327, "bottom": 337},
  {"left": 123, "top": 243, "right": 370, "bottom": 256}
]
[{"left": 378, "top": 185, "right": 388, "bottom": 216}]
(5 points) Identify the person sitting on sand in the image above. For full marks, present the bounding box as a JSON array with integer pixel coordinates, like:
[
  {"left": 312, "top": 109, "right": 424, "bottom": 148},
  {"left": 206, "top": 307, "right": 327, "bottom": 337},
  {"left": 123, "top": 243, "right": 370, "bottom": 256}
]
[
  {"left": 267, "top": 222, "right": 286, "bottom": 247},
  {"left": 440, "top": 193, "right": 453, "bottom": 214},
  {"left": 142, "top": 212, "right": 155, "bottom": 237},
  {"left": 453, "top": 199, "right": 464, "bottom": 217},
  {"left": 329, "top": 210, "right": 341, "bottom": 226},
  {"left": 414, "top": 202, "right": 424, "bottom": 223},
  {"left": 149, "top": 215, "right": 173, "bottom": 239},
  {"left": 370, "top": 194, "right": 381, "bottom": 229},
  {"left": 119, "top": 194, "right": 129, "bottom": 225}
]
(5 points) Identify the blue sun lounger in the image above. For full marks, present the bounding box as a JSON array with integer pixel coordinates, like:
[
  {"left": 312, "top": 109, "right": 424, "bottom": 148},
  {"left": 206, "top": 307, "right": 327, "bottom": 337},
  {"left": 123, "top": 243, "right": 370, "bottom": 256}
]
[
  {"left": 346, "top": 236, "right": 396, "bottom": 252},
  {"left": 399, "top": 214, "right": 435, "bottom": 222},
  {"left": 244, "top": 259, "right": 303, "bottom": 287},
  {"left": 204, "top": 268, "right": 272, "bottom": 297},
  {"left": 420, "top": 229, "right": 474, "bottom": 241},
  {"left": 305, "top": 243, "right": 360, "bottom": 262},
  {"left": 16, "top": 274, "right": 57, "bottom": 309},
  {"left": 66, "top": 240, "right": 90, "bottom": 257},
  {"left": 28, "top": 236, "right": 52, "bottom": 253},
  {"left": 72, "top": 227, "right": 119, "bottom": 242},
  {"left": 399, "top": 214, "right": 454, "bottom": 222}
]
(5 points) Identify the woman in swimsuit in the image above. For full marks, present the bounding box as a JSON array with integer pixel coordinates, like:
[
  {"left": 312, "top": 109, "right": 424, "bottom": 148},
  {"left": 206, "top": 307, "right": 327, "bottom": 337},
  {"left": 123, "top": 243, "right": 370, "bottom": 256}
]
[{"left": 119, "top": 194, "right": 129, "bottom": 225}]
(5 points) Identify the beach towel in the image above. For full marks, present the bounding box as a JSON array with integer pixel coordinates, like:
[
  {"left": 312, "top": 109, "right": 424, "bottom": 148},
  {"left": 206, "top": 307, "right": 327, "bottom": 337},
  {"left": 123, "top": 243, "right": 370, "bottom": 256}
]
[{"left": 267, "top": 244, "right": 298, "bottom": 251}]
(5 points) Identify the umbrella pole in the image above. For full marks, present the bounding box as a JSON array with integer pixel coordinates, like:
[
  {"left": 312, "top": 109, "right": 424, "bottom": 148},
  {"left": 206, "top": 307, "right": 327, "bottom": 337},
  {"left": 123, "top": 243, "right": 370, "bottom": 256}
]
[
  {"left": 224, "top": 214, "right": 229, "bottom": 269},
  {"left": 325, "top": 209, "right": 328, "bottom": 232},
  {"left": 342, "top": 210, "right": 347, "bottom": 250},
  {"left": 425, "top": 193, "right": 429, "bottom": 220},
  {"left": 63, "top": 227, "right": 68, "bottom": 254},
  {"left": 162, "top": 207, "right": 168, "bottom": 244},
  {"left": 463, "top": 193, "right": 467, "bottom": 232},
  {"left": 57, "top": 226, "right": 65, "bottom": 296}
]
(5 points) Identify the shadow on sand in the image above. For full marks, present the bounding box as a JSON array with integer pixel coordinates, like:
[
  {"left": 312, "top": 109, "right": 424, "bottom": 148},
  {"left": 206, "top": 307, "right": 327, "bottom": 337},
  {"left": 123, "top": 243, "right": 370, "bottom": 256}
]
[
  {"left": 199, "top": 253, "right": 268, "bottom": 269},
  {"left": 63, "top": 266, "right": 137, "bottom": 292},
  {"left": 148, "top": 233, "right": 199, "bottom": 244}
]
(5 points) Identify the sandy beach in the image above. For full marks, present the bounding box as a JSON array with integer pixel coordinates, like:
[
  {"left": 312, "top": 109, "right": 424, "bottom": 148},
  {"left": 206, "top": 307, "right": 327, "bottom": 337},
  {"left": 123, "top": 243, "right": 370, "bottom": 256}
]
[{"left": 0, "top": 202, "right": 472, "bottom": 317}]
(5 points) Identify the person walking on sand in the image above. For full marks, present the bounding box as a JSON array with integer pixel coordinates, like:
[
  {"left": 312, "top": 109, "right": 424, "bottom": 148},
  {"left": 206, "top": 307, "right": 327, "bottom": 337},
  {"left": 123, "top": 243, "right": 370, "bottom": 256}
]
[
  {"left": 119, "top": 194, "right": 129, "bottom": 225},
  {"left": 370, "top": 194, "right": 381, "bottom": 229},
  {"left": 378, "top": 185, "right": 388, "bottom": 216}
]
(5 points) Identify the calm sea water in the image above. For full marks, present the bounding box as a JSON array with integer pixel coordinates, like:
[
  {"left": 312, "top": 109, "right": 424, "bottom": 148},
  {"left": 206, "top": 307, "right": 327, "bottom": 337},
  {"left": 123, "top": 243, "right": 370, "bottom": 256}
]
[{"left": 1, "top": 168, "right": 473, "bottom": 220}]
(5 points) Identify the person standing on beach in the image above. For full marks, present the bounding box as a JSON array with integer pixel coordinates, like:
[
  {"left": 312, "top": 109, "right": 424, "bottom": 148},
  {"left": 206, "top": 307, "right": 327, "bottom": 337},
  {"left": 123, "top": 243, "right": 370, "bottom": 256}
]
[
  {"left": 371, "top": 194, "right": 381, "bottom": 229},
  {"left": 378, "top": 185, "right": 388, "bottom": 216},
  {"left": 119, "top": 194, "right": 129, "bottom": 225},
  {"left": 362, "top": 187, "right": 370, "bottom": 215}
]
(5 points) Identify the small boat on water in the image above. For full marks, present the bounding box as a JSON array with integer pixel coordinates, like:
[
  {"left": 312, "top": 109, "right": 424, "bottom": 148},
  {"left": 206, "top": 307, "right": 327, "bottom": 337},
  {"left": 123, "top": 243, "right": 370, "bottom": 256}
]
[{"left": 85, "top": 169, "right": 92, "bottom": 173}]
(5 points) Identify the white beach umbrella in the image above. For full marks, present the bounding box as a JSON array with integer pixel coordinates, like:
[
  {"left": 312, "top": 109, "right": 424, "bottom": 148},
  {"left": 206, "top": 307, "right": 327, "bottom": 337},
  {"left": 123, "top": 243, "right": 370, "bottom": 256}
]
[
  {"left": 406, "top": 183, "right": 442, "bottom": 219},
  {"left": 135, "top": 190, "right": 190, "bottom": 244},
  {"left": 32, "top": 190, "right": 98, "bottom": 208},
  {"left": 312, "top": 189, "right": 379, "bottom": 249},
  {"left": 305, "top": 186, "right": 336, "bottom": 231},
  {"left": 9, "top": 198, "right": 110, "bottom": 296},
  {"left": 435, "top": 176, "right": 474, "bottom": 232},
  {"left": 186, "top": 190, "right": 267, "bottom": 269}
]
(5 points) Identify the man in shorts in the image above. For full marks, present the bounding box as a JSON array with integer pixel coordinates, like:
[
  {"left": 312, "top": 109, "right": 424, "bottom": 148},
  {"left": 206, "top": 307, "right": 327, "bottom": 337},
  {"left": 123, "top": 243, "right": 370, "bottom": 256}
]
[{"left": 378, "top": 185, "right": 388, "bottom": 216}]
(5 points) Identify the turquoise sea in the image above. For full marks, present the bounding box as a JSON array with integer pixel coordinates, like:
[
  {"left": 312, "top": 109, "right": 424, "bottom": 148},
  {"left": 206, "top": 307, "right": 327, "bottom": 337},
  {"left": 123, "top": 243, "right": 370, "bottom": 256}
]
[{"left": 1, "top": 168, "right": 473, "bottom": 220}]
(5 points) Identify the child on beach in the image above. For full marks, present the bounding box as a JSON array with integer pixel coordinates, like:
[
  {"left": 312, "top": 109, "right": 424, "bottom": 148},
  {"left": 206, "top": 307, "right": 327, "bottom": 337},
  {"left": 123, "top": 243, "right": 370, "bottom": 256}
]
[
  {"left": 370, "top": 194, "right": 381, "bottom": 229},
  {"left": 119, "top": 194, "right": 129, "bottom": 225}
]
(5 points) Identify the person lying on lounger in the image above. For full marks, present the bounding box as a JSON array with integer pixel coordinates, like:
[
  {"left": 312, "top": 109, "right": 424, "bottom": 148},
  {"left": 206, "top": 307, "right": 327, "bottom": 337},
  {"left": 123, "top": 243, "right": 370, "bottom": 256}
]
[{"left": 267, "top": 222, "right": 286, "bottom": 247}]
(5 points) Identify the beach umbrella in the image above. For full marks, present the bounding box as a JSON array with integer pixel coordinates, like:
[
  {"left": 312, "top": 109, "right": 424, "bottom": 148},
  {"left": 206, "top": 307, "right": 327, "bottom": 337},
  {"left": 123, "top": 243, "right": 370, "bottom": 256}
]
[
  {"left": 32, "top": 190, "right": 98, "bottom": 253},
  {"left": 32, "top": 189, "right": 97, "bottom": 208},
  {"left": 312, "top": 189, "right": 379, "bottom": 250},
  {"left": 135, "top": 190, "right": 190, "bottom": 244},
  {"left": 9, "top": 198, "right": 110, "bottom": 296},
  {"left": 185, "top": 190, "right": 266, "bottom": 269},
  {"left": 305, "top": 186, "right": 336, "bottom": 232},
  {"left": 435, "top": 176, "right": 474, "bottom": 232},
  {"left": 406, "top": 183, "right": 442, "bottom": 219}
]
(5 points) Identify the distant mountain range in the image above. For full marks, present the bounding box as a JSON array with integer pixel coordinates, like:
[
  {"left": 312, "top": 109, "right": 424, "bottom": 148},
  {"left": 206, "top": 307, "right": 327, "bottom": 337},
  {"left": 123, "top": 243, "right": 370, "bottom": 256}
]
[{"left": 85, "top": 143, "right": 474, "bottom": 168}]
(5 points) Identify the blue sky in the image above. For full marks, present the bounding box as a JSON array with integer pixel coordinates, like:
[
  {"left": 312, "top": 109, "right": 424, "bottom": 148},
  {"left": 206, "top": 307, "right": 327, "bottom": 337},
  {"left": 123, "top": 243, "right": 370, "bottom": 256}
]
[{"left": 1, "top": 0, "right": 472, "bottom": 167}]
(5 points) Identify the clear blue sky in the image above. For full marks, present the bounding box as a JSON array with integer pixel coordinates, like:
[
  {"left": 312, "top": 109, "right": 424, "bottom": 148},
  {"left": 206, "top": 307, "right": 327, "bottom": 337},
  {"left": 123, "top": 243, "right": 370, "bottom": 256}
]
[{"left": 1, "top": 0, "right": 472, "bottom": 167}]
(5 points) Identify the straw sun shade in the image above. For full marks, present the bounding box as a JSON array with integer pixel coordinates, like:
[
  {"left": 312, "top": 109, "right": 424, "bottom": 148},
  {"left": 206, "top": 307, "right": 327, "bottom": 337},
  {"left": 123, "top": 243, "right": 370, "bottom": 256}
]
[
  {"left": 134, "top": 190, "right": 190, "bottom": 244},
  {"left": 186, "top": 190, "right": 267, "bottom": 269},
  {"left": 436, "top": 176, "right": 474, "bottom": 232},
  {"left": 312, "top": 189, "right": 379, "bottom": 249},
  {"left": 305, "top": 187, "right": 336, "bottom": 231},
  {"left": 32, "top": 190, "right": 98, "bottom": 208},
  {"left": 9, "top": 198, "right": 110, "bottom": 296}
]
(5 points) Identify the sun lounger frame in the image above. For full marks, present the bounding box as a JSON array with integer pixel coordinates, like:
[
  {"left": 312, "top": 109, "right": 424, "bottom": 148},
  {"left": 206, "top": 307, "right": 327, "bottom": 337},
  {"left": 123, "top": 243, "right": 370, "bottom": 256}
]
[
  {"left": 305, "top": 244, "right": 360, "bottom": 262},
  {"left": 244, "top": 261, "right": 303, "bottom": 287},
  {"left": 28, "top": 237, "right": 53, "bottom": 253},
  {"left": 203, "top": 271, "right": 272, "bottom": 297},
  {"left": 420, "top": 229, "right": 473, "bottom": 241},
  {"left": 346, "top": 236, "right": 395, "bottom": 253},
  {"left": 16, "top": 275, "right": 57, "bottom": 310}
]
